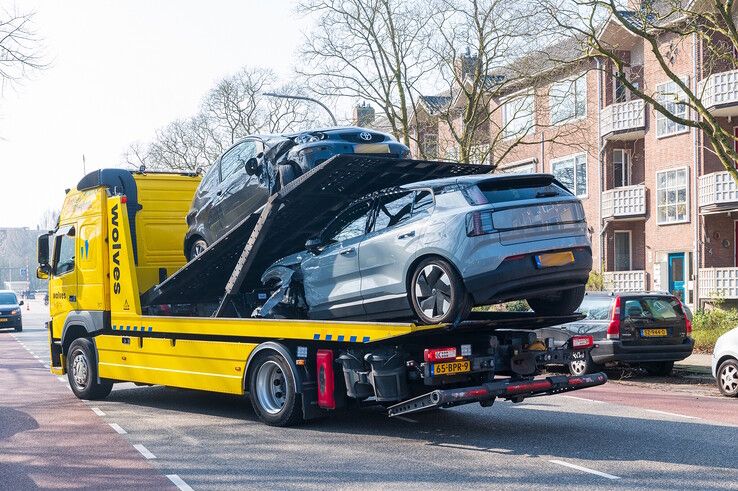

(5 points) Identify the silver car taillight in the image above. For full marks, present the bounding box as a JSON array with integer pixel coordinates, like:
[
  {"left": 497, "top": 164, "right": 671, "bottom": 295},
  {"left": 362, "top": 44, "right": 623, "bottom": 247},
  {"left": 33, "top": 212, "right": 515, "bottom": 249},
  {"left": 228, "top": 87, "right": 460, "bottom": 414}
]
[{"left": 466, "top": 210, "right": 495, "bottom": 236}]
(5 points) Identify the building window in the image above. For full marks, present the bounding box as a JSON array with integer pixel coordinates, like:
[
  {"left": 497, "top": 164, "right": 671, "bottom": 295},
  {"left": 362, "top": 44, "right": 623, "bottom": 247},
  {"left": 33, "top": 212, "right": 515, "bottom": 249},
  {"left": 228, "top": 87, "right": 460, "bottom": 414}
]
[
  {"left": 421, "top": 132, "right": 438, "bottom": 158},
  {"left": 502, "top": 92, "right": 534, "bottom": 138},
  {"left": 613, "top": 149, "right": 631, "bottom": 187},
  {"left": 444, "top": 145, "right": 459, "bottom": 161},
  {"left": 469, "top": 144, "right": 490, "bottom": 165},
  {"left": 614, "top": 231, "right": 632, "bottom": 271},
  {"left": 656, "top": 167, "right": 689, "bottom": 224},
  {"left": 552, "top": 153, "right": 587, "bottom": 197},
  {"left": 656, "top": 78, "right": 689, "bottom": 137},
  {"left": 549, "top": 74, "right": 586, "bottom": 125}
]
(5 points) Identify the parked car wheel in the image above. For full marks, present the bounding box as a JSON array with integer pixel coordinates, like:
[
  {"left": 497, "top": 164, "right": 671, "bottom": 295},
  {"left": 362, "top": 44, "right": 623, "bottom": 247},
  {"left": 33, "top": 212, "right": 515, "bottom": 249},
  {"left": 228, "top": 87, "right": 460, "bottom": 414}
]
[
  {"left": 569, "top": 352, "right": 598, "bottom": 376},
  {"left": 14, "top": 325, "right": 22, "bottom": 332},
  {"left": 409, "top": 257, "right": 471, "bottom": 325},
  {"left": 66, "top": 338, "right": 113, "bottom": 400},
  {"left": 188, "top": 239, "right": 208, "bottom": 261},
  {"left": 641, "top": 361, "right": 674, "bottom": 376},
  {"left": 717, "top": 359, "right": 738, "bottom": 397},
  {"left": 527, "top": 285, "right": 585, "bottom": 317},
  {"left": 248, "top": 351, "right": 303, "bottom": 426}
]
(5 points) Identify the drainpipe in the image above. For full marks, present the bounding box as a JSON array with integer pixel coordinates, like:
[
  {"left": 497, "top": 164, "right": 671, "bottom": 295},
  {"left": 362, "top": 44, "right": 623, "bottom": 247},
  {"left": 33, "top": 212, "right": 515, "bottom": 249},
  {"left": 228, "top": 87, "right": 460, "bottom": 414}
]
[
  {"left": 692, "top": 32, "right": 700, "bottom": 308},
  {"left": 540, "top": 131, "right": 545, "bottom": 173},
  {"left": 597, "top": 58, "right": 605, "bottom": 274}
]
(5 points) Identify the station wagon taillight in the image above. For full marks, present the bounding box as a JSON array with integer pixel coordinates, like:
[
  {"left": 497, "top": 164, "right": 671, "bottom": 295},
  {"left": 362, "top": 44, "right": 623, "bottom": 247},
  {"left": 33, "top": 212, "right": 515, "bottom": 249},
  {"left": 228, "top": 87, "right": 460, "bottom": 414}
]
[
  {"left": 466, "top": 211, "right": 495, "bottom": 236},
  {"left": 676, "top": 299, "right": 692, "bottom": 336},
  {"left": 607, "top": 296, "right": 621, "bottom": 340}
]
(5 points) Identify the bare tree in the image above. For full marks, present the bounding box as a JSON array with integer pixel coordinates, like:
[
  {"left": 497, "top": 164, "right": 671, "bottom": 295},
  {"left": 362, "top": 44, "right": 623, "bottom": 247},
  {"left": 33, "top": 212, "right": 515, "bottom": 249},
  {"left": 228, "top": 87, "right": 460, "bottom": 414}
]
[
  {"left": 298, "top": 0, "right": 437, "bottom": 145},
  {"left": 545, "top": 0, "right": 738, "bottom": 181},
  {"left": 0, "top": 6, "right": 45, "bottom": 88}
]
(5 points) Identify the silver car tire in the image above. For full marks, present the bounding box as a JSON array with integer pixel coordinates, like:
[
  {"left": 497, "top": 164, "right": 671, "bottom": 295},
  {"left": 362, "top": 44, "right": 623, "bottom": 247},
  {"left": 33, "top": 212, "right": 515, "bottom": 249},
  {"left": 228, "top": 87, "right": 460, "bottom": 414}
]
[
  {"left": 189, "top": 239, "right": 208, "bottom": 261},
  {"left": 409, "top": 257, "right": 471, "bottom": 325},
  {"left": 717, "top": 359, "right": 738, "bottom": 397}
]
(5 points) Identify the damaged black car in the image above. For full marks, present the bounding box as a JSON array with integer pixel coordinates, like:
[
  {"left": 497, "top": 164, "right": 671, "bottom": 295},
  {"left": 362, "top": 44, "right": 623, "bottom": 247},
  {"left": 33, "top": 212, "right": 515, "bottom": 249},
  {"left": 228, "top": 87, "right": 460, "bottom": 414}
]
[{"left": 184, "top": 127, "right": 410, "bottom": 260}]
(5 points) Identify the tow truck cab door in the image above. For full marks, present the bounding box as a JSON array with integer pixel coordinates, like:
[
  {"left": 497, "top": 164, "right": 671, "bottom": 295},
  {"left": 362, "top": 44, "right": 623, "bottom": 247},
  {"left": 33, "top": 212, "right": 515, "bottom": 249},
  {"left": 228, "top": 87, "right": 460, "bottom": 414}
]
[{"left": 49, "top": 225, "right": 79, "bottom": 323}]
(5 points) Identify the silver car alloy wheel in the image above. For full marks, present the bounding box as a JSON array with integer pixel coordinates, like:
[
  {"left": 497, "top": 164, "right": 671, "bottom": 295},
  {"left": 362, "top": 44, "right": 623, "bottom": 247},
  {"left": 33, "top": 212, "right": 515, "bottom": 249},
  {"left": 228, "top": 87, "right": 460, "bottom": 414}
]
[
  {"left": 255, "top": 360, "right": 287, "bottom": 415},
  {"left": 720, "top": 363, "right": 738, "bottom": 394},
  {"left": 72, "top": 351, "right": 90, "bottom": 389},
  {"left": 415, "top": 264, "right": 452, "bottom": 320}
]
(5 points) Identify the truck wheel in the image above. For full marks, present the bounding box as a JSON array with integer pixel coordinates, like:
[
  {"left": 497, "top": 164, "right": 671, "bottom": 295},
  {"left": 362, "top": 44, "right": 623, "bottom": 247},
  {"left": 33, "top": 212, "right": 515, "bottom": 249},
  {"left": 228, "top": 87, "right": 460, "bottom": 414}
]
[
  {"left": 67, "top": 338, "right": 113, "bottom": 400},
  {"left": 569, "top": 352, "right": 598, "bottom": 376},
  {"left": 717, "top": 359, "right": 738, "bottom": 397},
  {"left": 410, "top": 257, "right": 471, "bottom": 325},
  {"left": 189, "top": 239, "right": 208, "bottom": 261},
  {"left": 527, "top": 285, "right": 585, "bottom": 316},
  {"left": 641, "top": 361, "right": 674, "bottom": 376},
  {"left": 248, "top": 352, "right": 303, "bottom": 426}
]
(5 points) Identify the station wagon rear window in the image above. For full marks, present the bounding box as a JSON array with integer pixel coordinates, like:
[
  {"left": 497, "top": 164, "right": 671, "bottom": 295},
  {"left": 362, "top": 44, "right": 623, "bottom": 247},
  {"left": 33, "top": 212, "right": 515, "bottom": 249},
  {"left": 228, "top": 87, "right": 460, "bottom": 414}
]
[{"left": 467, "top": 177, "right": 571, "bottom": 205}]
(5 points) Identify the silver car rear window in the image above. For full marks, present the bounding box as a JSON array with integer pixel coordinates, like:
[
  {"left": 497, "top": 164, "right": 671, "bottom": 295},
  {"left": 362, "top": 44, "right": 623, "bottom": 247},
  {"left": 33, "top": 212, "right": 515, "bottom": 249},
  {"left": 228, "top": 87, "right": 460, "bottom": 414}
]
[
  {"left": 492, "top": 202, "right": 585, "bottom": 230},
  {"left": 469, "top": 177, "right": 571, "bottom": 204}
]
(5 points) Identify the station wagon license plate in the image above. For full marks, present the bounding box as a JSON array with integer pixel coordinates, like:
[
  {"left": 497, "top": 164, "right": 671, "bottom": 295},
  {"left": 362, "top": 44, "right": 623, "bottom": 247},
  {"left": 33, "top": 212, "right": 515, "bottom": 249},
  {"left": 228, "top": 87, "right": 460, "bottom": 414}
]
[
  {"left": 431, "top": 361, "right": 470, "bottom": 376},
  {"left": 535, "top": 251, "right": 575, "bottom": 268},
  {"left": 642, "top": 328, "right": 668, "bottom": 337}
]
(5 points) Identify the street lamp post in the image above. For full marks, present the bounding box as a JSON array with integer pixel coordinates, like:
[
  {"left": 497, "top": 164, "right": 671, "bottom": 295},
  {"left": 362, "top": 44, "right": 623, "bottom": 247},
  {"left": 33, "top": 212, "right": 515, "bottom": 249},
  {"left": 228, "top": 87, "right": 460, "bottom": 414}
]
[{"left": 261, "top": 92, "right": 338, "bottom": 126}]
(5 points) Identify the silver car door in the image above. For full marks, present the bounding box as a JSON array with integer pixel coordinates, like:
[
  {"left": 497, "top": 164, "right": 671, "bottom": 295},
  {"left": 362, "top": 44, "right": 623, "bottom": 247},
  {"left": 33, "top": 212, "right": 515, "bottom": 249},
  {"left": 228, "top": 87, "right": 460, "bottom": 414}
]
[
  {"left": 360, "top": 190, "right": 432, "bottom": 315},
  {"left": 301, "top": 199, "right": 373, "bottom": 320}
]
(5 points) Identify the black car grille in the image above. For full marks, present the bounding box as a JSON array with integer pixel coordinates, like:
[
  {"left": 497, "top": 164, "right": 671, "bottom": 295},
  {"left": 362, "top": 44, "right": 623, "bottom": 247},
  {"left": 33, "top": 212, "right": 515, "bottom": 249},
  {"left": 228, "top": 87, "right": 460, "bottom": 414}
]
[{"left": 337, "top": 132, "right": 386, "bottom": 143}]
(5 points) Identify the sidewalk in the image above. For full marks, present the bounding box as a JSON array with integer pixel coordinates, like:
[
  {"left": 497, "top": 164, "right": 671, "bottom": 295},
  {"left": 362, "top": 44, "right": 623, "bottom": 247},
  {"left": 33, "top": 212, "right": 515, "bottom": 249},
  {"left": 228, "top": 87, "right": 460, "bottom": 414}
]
[
  {"left": 674, "top": 353, "right": 713, "bottom": 381},
  {"left": 0, "top": 334, "right": 174, "bottom": 490}
]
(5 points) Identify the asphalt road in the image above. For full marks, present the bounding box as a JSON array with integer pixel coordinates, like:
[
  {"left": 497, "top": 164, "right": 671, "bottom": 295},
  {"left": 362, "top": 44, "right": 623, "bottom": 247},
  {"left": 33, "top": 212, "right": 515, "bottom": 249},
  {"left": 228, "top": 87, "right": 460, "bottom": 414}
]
[{"left": 2, "top": 300, "right": 737, "bottom": 490}]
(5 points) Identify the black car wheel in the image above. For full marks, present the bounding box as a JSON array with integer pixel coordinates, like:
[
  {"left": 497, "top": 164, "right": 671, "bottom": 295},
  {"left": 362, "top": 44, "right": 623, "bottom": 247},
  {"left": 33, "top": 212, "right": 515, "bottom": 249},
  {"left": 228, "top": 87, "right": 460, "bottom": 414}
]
[
  {"left": 409, "top": 257, "right": 471, "bottom": 325},
  {"left": 14, "top": 324, "right": 22, "bottom": 332},
  {"left": 641, "top": 361, "right": 674, "bottom": 376},
  {"left": 527, "top": 286, "right": 585, "bottom": 317},
  {"left": 189, "top": 239, "right": 208, "bottom": 261},
  {"left": 717, "top": 359, "right": 738, "bottom": 397}
]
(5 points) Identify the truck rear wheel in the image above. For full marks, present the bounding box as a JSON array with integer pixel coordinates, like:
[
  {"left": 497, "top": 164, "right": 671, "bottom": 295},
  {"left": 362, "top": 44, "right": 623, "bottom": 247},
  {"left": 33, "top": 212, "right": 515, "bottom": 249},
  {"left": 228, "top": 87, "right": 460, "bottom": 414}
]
[
  {"left": 67, "top": 338, "right": 113, "bottom": 400},
  {"left": 248, "top": 352, "right": 303, "bottom": 426}
]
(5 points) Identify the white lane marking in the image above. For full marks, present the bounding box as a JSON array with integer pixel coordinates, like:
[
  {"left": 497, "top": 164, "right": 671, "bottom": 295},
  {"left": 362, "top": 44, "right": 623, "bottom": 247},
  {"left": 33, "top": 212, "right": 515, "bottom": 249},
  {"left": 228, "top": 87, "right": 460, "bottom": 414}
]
[
  {"left": 561, "top": 395, "right": 605, "bottom": 404},
  {"left": 645, "top": 409, "right": 699, "bottom": 420},
  {"left": 57, "top": 376, "right": 66, "bottom": 383},
  {"left": 166, "top": 475, "right": 194, "bottom": 491},
  {"left": 133, "top": 444, "right": 156, "bottom": 459},
  {"left": 109, "top": 423, "right": 127, "bottom": 434},
  {"left": 549, "top": 460, "right": 621, "bottom": 480},
  {"left": 91, "top": 407, "right": 106, "bottom": 417},
  {"left": 394, "top": 416, "right": 418, "bottom": 423}
]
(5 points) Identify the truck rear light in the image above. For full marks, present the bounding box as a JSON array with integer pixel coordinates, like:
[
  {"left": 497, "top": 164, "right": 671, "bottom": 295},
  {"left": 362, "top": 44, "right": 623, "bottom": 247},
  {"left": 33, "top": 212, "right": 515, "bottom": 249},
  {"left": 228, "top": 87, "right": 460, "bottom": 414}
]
[
  {"left": 505, "top": 380, "right": 553, "bottom": 394},
  {"left": 465, "top": 211, "right": 494, "bottom": 236},
  {"left": 316, "top": 349, "right": 335, "bottom": 409},
  {"left": 571, "top": 335, "right": 594, "bottom": 349},
  {"left": 607, "top": 296, "right": 621, "bottom": 340},
  {"left": 424, "top": 347, "right": 457, "bottom": 362}
]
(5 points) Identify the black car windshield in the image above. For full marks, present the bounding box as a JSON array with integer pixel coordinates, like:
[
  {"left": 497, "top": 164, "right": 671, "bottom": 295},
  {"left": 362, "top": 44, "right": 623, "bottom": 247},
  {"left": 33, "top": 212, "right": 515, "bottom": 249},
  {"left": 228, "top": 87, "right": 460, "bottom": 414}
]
[
  {"left": 576, "top": 296, "right": 613, "bottom": 320},
  {"left": 0, "top": 292, "right": 18, "bottom": 304}
]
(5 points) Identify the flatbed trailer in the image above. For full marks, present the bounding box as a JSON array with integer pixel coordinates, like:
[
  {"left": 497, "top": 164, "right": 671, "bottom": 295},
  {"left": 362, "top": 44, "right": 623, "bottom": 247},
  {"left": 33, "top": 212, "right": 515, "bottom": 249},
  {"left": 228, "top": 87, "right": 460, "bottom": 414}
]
[{"left": 37, "top": 159, "right": 606, "bottom": 426}]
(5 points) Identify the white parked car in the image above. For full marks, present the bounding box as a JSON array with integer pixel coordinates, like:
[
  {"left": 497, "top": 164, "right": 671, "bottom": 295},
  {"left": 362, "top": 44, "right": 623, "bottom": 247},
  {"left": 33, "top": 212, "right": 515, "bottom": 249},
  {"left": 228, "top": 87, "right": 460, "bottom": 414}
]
[{"left": 712, "top": 327, "right": 738, "bottom": 397}]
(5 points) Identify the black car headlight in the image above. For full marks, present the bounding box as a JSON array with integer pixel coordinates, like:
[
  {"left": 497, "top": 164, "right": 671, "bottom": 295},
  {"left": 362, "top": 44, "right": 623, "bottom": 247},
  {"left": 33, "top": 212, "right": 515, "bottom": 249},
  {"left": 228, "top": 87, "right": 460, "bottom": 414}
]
[{"left": 10, "top": 309, "right": 19, "bottom": 315}]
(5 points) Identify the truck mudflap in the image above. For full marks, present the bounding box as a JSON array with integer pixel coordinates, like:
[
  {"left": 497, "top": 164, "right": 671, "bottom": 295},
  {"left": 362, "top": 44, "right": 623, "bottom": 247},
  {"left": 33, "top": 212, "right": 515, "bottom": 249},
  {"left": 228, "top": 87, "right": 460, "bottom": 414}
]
[{"left": 387, "top": 372, "right": 607, "bottom": 417}]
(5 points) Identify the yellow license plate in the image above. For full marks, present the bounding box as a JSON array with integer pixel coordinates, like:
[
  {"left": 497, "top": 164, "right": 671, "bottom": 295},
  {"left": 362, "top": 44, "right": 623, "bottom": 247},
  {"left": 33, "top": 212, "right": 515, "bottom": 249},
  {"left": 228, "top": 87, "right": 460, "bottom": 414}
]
[
  {"left": 536, "top": 251, "right": 575, "bottom": 268},
  {"left": 642, "top": 328, "right": 668, "bottom": 337},
  {"left": 0, "top": 318, "right": 7, "bottom": 322},
  {"left": 431, "top": 360, "right": 470, "bottom": 376},
  {"left": 354, "top": 143, "right": 390, "bottom": 154}
]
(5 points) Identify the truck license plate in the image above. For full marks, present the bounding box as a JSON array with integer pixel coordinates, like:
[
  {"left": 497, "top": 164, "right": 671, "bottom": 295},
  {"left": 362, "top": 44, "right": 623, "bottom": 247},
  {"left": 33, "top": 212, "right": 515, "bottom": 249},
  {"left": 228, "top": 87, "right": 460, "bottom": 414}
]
[
  {"left": 431, "top": 361, "right": 470, "bottom": 376},
  {"left": 535, "top": 251, "right": 575, "bottom": 268},
  {"left": 642, "top": 328, "right": 668, "bottom": 337}
]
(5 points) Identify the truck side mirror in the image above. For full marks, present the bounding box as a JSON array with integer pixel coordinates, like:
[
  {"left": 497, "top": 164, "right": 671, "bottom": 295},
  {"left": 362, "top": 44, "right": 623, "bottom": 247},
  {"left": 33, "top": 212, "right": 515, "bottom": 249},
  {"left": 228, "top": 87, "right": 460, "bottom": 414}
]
[
  {"left": 305, "top": 237, "right": 323, "bottom": 255},
  {"left": 245, "top": 157, "right": 262, "bottom": 176},
  {"left": 37, "top": 233, "right": 51, "bottom": 277},
  {"left": 36, "top": 266, "right": 50, "bottom": 280}
]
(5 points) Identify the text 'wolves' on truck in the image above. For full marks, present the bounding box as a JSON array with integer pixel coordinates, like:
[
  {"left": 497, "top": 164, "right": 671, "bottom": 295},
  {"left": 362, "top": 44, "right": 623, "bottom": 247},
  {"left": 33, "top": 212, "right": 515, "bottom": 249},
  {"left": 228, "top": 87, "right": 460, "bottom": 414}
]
[{"left": 37, "top": 150, "right": 603, "bottom": 426}]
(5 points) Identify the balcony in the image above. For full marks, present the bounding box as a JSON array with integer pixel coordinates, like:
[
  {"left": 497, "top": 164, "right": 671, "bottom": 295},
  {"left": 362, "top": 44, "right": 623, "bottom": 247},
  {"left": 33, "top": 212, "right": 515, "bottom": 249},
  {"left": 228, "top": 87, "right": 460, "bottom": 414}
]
[
  {"left": 600, "top": 100, "right": 646, "bottom": 140},
  {"left": 700, "top": 68, "right": 738, "bottom": 117},
  {"left": 699, "top": 268, "right": 738, "bottom": 299},
  {"left": 603, "top": 270, "right": 647, "bottom": 292},
  {"left": 698, "top": 171, "right": 738, "bottom": 213},
  {"left": 601, "top": 185, "right": 647, "bottom": 219}
]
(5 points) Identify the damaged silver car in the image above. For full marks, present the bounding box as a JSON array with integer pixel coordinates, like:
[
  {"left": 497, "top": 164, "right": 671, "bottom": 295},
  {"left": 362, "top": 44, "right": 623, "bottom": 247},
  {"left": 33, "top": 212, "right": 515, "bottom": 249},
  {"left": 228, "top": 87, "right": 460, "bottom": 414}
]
[{"left": 258, "top": 173, "right": 592, "bottom": 324}]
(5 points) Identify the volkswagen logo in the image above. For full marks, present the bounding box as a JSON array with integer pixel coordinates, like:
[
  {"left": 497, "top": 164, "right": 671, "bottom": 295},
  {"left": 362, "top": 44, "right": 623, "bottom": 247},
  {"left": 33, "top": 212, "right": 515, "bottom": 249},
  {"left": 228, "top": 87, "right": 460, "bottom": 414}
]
[{"left": 359, "top": 131, "right": 373, "bottom": 141}]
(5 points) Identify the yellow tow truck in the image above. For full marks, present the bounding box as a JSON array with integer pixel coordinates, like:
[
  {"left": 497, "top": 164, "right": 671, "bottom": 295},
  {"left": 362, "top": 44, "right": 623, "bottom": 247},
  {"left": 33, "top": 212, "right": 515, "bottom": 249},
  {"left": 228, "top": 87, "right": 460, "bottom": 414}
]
[{"left": 37, "top": 157, "right": 606, "bottom": 426}]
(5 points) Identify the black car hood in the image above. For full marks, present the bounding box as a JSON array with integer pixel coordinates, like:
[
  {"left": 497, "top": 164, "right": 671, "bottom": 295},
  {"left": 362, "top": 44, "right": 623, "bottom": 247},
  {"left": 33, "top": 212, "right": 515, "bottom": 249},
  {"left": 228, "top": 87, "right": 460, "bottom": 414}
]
[{"left": 141, "top": 154, "right": 491, "bottom": 307}]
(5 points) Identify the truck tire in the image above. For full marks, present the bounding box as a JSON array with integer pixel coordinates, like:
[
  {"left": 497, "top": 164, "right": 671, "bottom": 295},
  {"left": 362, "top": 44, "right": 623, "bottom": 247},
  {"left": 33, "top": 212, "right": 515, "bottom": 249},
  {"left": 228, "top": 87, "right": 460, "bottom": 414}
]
[
  {"left": 409, "top": 257, "right": 471, "bottom": 325},
  {"left": 717, "top": 359, "right": 738, "bottom": 397},
  {"left": 67, "top": 338, "right": 113, "bottom": 400},
  {"left": 248, "top": 351, "right": 303, "bottom": 427},
  {"left": 527, "top": 285, "right": 585, "bottom": 317},
  {"left": 641, "top": 361, "right": 674, "bottom": 376}
]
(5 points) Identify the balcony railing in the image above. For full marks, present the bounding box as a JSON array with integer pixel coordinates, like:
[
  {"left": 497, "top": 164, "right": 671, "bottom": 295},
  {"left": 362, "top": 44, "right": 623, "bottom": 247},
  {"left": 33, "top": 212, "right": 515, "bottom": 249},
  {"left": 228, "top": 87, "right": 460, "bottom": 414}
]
[
  {"left": 698, "top": 171, "right": 738, "bottom": 211},
  {"left": 603, "top": 270, "right": 647, "bottom": 292},
  {"left": 699, "top": 268, "right": 738, "bottom": 299},
  {"left": 700, "top": 68, "right": 738, "bottom": 117},
  {"left": 600, "top": 100, "right": 646, "bottom": 140},
  {"left": 601, "top": 185, "right": 647, "bottom": 219}
]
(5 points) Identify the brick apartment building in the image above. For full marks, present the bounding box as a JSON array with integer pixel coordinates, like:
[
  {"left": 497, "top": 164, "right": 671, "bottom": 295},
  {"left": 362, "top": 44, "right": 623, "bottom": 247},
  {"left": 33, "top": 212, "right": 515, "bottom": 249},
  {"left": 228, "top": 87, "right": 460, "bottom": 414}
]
[{"left": 357, "top": 4, "right": 738, "bottom": 308}]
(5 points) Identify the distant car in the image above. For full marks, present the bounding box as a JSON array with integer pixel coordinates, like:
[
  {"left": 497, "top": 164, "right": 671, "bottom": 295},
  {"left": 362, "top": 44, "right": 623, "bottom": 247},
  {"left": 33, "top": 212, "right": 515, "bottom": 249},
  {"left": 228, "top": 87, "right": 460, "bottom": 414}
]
[
  {"left": 0, "top": 290, "right": 23, "bottom": 332},
  {"left": 712, "top": 327, "right": 738, "bottom": 397},
  {"left": 184, "top": 127, "right": 411, "bottom": 260},
  {"left": 259, "top": 173, "right": 592, "bottom": 324},
  {"left": 535, "top": 291, "right": 694, "bottom": 376}
]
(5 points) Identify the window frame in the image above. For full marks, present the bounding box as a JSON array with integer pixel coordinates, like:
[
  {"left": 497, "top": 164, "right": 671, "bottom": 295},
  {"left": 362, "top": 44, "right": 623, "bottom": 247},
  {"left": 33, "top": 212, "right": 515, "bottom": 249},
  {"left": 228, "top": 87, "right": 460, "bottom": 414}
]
[
  {"left": 656, "top": 166, "right": 690, "bottom": 225},
  {"left": 655, "top": 78, "right": 690, "bottom": 139},
  {"left": 550, "top": 152, "right": 588, "bottom": 198},
  {"left": 549, "top": 73, "right": 587, "bottom": 125},
  {"left": 322, "top": 199, "right": 374, "bottom": 244},
  {"left": 502, "top": 90, "right": 535, "bottom": 140},
  {"left": 52, "top": 226, "right": 76, "bottom": 277},
  {"left": 613, "top": 230, "right": 633, "bottom": 271},
  {"left": 613, "top": 148, "right": 631, "bottom": 188}
]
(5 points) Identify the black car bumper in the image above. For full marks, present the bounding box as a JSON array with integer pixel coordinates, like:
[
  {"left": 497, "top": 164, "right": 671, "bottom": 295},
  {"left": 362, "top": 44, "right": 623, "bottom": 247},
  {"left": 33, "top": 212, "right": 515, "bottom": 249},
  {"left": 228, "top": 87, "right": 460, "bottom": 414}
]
[
  {"left": 464, "top": 247, "right": 592, "bottom": 304},
  {"left": 590, "top": 338, "right": 694, "bottom": 364},
  {"left": 0, "top": 315, "right": 22, "bottom": 329}
]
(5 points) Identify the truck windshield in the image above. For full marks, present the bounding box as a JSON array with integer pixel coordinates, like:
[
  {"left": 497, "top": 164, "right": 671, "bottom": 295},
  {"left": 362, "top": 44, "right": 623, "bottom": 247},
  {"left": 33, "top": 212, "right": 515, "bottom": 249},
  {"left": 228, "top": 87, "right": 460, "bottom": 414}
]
[
  {"left": 466, "top": 177, "right": 571, "bottom": 205},
  {"left": 0, "top": 292, "right": 18, "bottom": 304}
]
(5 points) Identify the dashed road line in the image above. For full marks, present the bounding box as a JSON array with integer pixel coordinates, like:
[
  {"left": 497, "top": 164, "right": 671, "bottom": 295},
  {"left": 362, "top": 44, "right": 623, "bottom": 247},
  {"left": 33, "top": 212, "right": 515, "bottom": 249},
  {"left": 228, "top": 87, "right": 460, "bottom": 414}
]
[
  {"left": 561, "top": 395, "right": 606, "bottom": 404},
  {"left": 549, "top": 459, "right": 621, "bottom": 480},
  {"left": 166, "top": 474, "right": 194, "bottom": 491},
  {"left": 645, "top": 409, "right": 699, "bottom": 420},
  {"left": 109, "top": 423, "right": 127, "bottom": 434},
  {"left": 56, "top": 376, "right": 66, "bottom": 383},
  {"left": 133, "top": 444, "right": 156, "bottom": 460},
  {"left": 91, "top": 407, "right": 106, "bottom": 417}
]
